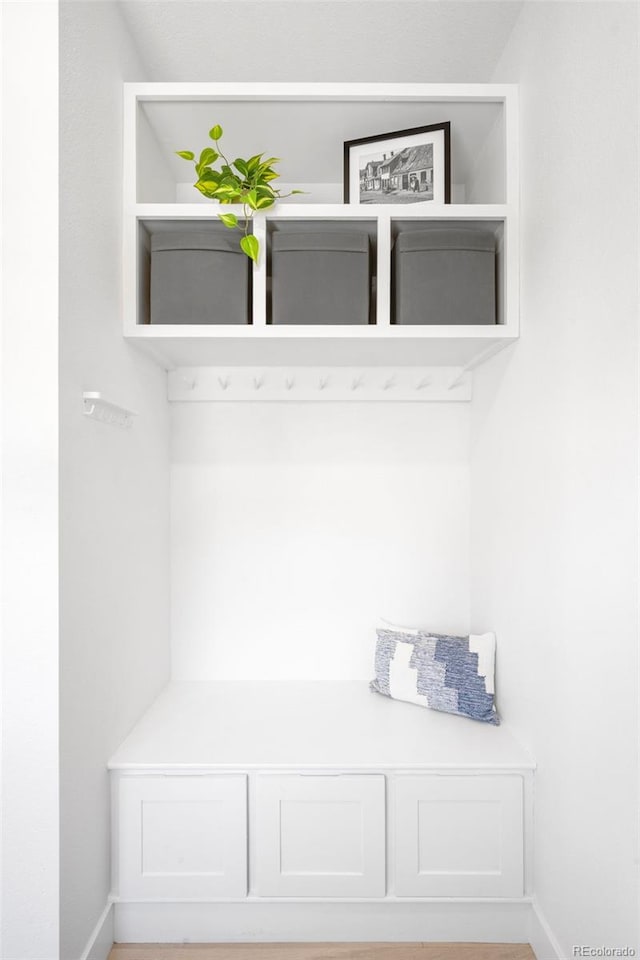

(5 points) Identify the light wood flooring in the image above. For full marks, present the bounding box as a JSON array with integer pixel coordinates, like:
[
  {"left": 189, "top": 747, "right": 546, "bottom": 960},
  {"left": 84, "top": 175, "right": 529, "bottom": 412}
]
[{"left": 109, "top": 944, "right": 536, "bottom": 960}]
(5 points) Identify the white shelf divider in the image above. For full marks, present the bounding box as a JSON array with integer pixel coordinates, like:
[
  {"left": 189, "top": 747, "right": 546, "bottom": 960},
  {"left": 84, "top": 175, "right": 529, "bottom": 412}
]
[
  {"left": 376, "top": 213, "right": 391, "bottom": 329},
  {"left": 126, "top": 81, "right": 516, "bottom": 103},
  {"left": 251, "top": 216, "right": 267, "bottom": 327},
  {"left": 133, "top": 202, "right": 509, "bottom": 221}
]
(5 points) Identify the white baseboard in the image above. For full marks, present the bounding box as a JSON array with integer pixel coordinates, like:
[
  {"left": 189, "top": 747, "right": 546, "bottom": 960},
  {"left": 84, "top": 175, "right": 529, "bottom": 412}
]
[
  {"left": 114, "top": 900, "right": 531, "bottom": 943},
  {"left": 79, "top": 902, "right": 114, "bottom": 960},
  {"left": 529, "top": 900, "right": 564, "bottom": 960}
]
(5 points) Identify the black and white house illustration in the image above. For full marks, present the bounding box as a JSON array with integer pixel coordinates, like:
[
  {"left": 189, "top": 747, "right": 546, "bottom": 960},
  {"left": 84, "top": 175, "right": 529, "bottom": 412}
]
[
  {"left": 344, "top": 121, "right": 450, "bottom": 205},
  {"left": 359, "top": 143, "right": 434, "bottom": 203}
]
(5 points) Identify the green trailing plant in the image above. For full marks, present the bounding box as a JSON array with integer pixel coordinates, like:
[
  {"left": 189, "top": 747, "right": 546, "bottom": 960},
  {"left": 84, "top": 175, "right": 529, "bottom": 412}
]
[{"left": 177, "top": 124, "right": 303, "bottom": 262}]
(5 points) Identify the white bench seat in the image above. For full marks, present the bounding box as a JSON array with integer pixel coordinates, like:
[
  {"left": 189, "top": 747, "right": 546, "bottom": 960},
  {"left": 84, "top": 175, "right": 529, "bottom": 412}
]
[
  {"left": 109, "top": 682, "right": 535, "bottom": 941},
  {"left": 108, "top": 680, "right": 535, "bottom": 772}
]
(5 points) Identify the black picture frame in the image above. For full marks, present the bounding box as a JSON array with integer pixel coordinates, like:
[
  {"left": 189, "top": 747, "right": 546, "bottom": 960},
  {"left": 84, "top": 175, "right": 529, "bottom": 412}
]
[{"left": 343, "top": 121, "right": 451, "bottom": 205}]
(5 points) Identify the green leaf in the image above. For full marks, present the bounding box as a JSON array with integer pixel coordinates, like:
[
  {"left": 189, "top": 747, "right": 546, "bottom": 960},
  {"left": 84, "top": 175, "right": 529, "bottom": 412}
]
[
  {"left": 233, "top": 158, "right": 249, "bottom": 177},
  {"left": 258, "top": 160, "right": 280, "bottom": 177},
  {"left": 194, "top": 180, "right": 217, "bottom": 198},
  {"left": 247, "top": 156, "right": 267, "bottom": 177},
  {"left": 240, "top": 234, "right": 259, "bottom": 263},
  {"left": 209, "top": 124, "right": 223, "bottom": 141},
  {"left": 176, "top": 150, "right": 195, "bottom": 161},
  {"left": 199, "top": 147, "right": 219, "bottom": 167},
  {"left": 245, "top": 189, "right": 259, "bottom": 210},
  {"left": 256, "top": 196, "right": 275, "bottom": 209},
  {"left": 218, "top": 213, "right": 238, "bottom": 228},
  {"left": 290, "top": 190, "right": 306, "bottom": 195},
  {"left": 261, "top": 171, "right": 279, "bottom": 182}
]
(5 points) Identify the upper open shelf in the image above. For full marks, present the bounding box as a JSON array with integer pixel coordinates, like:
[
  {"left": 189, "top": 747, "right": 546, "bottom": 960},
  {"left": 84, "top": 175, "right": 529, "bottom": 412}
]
[
  {"left": 124, "top": 83, "right": 519, "bottom": 371},
  {"left": 130, "top": 82, "right": 514, "bottom": 207}
]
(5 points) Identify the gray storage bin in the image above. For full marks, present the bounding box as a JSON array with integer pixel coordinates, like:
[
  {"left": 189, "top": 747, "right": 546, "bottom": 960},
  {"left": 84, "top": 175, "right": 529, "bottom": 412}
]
[
  {"left": 150, "top": 229, "right": 250, "bottom": 324},
  {"left": 393, "top": 228, "right": 496, "bottom": 325},
  {"left": 271, "top": 231, "right": 370, "bottom": 325}
]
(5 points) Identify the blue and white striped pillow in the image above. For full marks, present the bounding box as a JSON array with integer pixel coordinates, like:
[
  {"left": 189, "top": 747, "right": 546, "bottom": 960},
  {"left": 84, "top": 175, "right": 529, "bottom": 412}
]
[{"left": 370, "top": 627, "right": 500, "bottom": 725}]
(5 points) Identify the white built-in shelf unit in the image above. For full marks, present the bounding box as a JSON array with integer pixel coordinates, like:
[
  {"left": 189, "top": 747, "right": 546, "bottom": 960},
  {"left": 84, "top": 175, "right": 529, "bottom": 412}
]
[
  {"left": 124, "top": 83, "right": 519, "bottom": 372},
  {"left": 113, "top": 83, "right": 533, "bottom": 936}
]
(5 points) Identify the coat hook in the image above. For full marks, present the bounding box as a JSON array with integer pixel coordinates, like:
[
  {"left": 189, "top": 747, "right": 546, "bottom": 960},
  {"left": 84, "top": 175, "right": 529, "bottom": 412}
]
[
  {"left": 181, "top": 375, "right": 197, "bottom": 391},
  {"left": 318, "top": 377, "right": 328, "bottom": 391},
  {"left": 383, "top": 375, "right": 396, "bottom": 391},
  {"left": 285, "top": 376, "right": 295, "bottom": 391},
  {"left": 351, "top": 375, "right": 364, "bottom": 391},
  {"left": 217, "top": 376, "right": 230, "bottom": 391},
  {"left": 416, "top": 377, "right": 431, "bottom": 390},
  {"left": 253, "top": 376, "right": 264, "bottom": 390}
]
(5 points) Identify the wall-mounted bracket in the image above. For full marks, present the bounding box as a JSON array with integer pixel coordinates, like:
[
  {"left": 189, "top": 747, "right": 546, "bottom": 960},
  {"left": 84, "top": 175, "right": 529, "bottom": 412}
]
[{"left": 82, "top": 392, "right": 136, "bottom": 428}]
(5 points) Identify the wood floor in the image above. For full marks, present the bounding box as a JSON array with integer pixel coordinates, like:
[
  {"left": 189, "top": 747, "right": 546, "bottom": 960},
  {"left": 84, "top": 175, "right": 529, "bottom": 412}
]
[{"left": 109, "top": 944, "right": 536, "bottom": 960}]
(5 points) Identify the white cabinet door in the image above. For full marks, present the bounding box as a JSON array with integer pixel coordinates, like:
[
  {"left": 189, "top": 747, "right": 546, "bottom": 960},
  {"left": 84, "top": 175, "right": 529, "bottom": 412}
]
[
  {"left": 117, "top": 775, "right": 247, "bottom": 899},
  {"left": 256, "top": 775, "right": 385, "bottom": 897},
  {"left": 393, "top": 775, "right": 523, "bottom": 897}
]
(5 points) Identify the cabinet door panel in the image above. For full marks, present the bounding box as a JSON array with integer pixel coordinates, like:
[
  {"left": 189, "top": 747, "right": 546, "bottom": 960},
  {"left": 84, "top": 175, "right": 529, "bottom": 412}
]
[
  {"left": 256, "top": 774, "right": 385, "bottom": 897},
  {"left": 118, "top": 775, "right": 247, "bottom": 898},
  {"left": 394, "top": 775, "right": 523, "bottom": 897}
]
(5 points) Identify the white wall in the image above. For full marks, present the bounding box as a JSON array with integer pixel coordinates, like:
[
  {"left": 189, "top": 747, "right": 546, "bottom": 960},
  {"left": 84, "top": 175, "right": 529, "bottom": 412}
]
[
  {"left": 119, "top": 0, "right": 524, "bottom": 85},
  {"left": 59, "top": 3, "right": 171, "bottom": 958},
  {"left": 170, "top": 404, "right": 470, "bottom": 681},
  {"left": 470, "top": 2, "right": 639, "bottom": 953},
  {"left": 1, "top": 3, "right": 59, "bottom": 958}
]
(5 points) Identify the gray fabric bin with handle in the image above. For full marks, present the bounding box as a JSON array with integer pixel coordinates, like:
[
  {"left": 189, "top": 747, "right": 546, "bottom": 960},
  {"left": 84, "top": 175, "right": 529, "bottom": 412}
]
[
  {"left": 150, "top": 229, "right": 250, "bottom": 324},
  {"left": 393, "top": 228, "right": 496, "bottom": 325},
  {"left": 271, "top": 231, "right": 370, "bottom": 325}
]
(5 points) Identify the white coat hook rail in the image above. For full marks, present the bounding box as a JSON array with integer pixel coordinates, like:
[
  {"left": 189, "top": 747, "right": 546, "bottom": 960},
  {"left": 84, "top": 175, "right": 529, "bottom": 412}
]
[
  {"left": 83, "top": 392, "right": 136, "bottom": 428},
  {"left": 166, "top": 368, "right": 472, "bottom": 403}
]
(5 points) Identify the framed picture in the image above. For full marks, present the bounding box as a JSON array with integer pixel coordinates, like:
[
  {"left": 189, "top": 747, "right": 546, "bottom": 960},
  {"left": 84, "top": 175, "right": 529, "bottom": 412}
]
[{"left": 344, "top": 122, "right": 451, "bottom": 205}]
